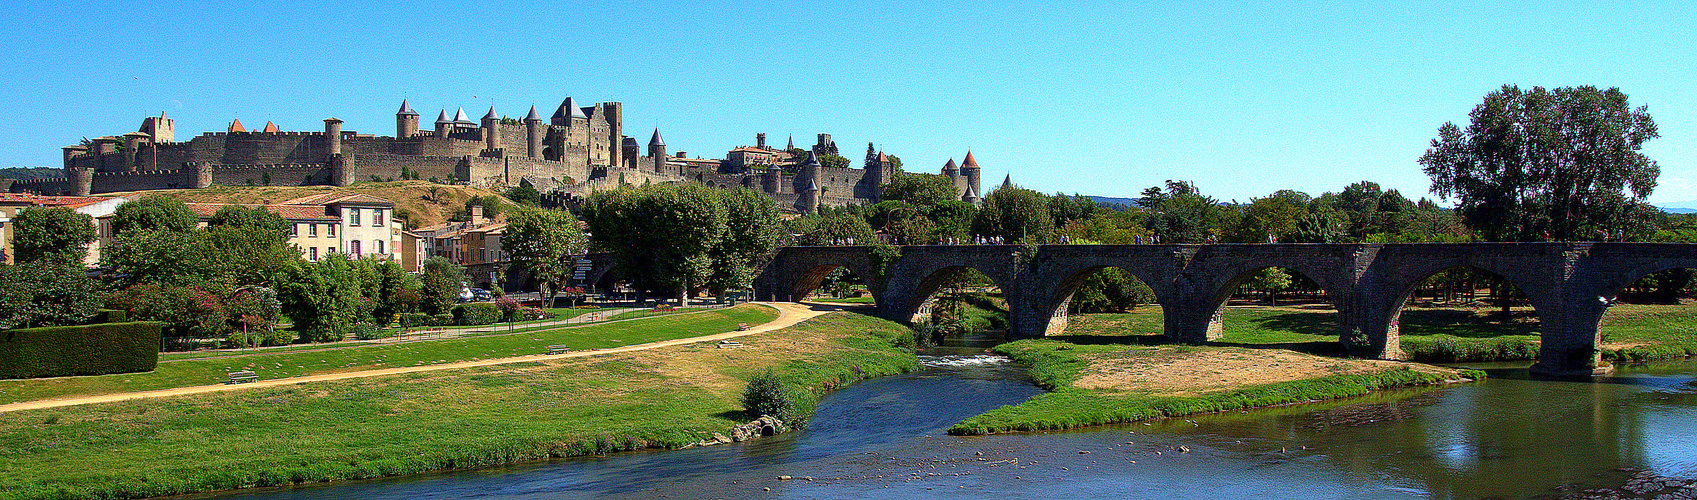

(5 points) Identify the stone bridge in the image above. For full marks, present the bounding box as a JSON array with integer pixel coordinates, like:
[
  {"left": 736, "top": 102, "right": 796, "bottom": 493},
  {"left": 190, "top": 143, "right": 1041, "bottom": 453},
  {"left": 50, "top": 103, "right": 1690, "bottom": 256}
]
[{"left": 752, "top": 243, "right": 1697, "bottom": 377}]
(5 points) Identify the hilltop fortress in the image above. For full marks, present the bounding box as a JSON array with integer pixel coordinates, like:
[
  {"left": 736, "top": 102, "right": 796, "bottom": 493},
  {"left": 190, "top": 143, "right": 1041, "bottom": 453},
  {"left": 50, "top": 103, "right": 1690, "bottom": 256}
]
[{"left": 19, "top": 99, "right": 985, "bottom": 212}]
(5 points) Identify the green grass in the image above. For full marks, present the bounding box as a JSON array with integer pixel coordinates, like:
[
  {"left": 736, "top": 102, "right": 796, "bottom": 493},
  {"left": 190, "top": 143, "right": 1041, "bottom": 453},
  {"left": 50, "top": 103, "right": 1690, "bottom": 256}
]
[
  {"left": 0, "top": 311, "right": 917, "bottom": 500},
  {"left": 0, "top": 305, "right": 778, "bottom": 405},
  {"left": 947, "top": 339, "right": 1476, "bottom": 435},
  {"left": 157, "top": 307, "right": 622, "bottom": 361},
  {"left": 606, "top": 307, "right": 714, "bottom": 322}
]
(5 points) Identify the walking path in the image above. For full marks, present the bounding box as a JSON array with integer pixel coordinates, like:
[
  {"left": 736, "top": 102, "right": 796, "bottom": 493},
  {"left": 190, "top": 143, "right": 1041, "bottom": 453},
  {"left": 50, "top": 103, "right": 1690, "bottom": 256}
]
[{"left": 0, "top": 302, "right": 835, "bottom": 413}]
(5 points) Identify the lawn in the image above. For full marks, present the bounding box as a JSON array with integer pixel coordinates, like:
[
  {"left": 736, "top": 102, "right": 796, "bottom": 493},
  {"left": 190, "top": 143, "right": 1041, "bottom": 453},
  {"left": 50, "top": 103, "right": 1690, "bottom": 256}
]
[
  {"left": 0, "top": 305, "right": 778, "bottom": 405},
  {"left": 0, "top": 311, "right": 918, "bottom": 500}
]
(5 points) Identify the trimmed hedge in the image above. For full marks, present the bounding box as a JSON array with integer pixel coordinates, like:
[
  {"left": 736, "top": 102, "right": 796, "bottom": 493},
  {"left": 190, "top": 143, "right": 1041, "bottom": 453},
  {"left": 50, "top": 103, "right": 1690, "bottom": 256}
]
[
  {"left": 452, "top": 303, "right": 502, "bottom": 326},
  {"left": 0, "top": 321, "right": 163, "bottom": 379}
]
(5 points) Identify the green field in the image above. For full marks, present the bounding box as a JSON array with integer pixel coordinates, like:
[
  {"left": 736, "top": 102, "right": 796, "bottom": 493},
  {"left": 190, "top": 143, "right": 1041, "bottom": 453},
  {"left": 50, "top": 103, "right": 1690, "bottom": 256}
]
[
  {"left": 0, "top": 311, "right": 918, "bottom": 500},
  {"left": 0, "top": 305, "right": 777, "bottom": 405}
]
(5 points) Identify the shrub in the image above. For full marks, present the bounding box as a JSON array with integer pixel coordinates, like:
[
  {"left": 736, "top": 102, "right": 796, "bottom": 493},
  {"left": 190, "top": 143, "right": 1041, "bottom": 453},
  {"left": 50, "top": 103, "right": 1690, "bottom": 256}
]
[
  {"left": 452, "top": 303, "right": 502, "bottom": 326},
  {"left": 495, "top": 297, "right": 522, "bottom": 322},
  {"left": 352, "top": 323, "right": 385, "bottom": 340},
  {"left": 431, "top": 313, "right": 455, "bottom": 326},
  {"left": 298, "top": 326, "right": 345, "bottom": 343},
  {"left": 223, "top": 327, "right": 292, "bottom": 348},
  {"left": 0, "top": 321, "right": 162, "bottom": 379},
  {"left": 520, "top": 307, "right": 552, "bottom": 321},
  {"left": 0, "top": 261, "right": 105, "bottom": 329},
  {"left": 399, "top": 313, "right": 435, "bottom": 328},
  {"left": 741, "top": 369, "right": 817, "bottom": 429}
]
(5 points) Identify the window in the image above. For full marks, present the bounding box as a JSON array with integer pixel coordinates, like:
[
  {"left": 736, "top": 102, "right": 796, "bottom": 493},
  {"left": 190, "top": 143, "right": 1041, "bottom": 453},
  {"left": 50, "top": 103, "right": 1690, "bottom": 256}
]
[
  {"left": 350, "top": 240, "right": 361, "bottom": 257},
  {"left": 308, "top": 224, "right": 317, "bottom": 238},
  {"left": 350, "top": 208, "right": 361, "bottom": 226},
  {"left": 309, "top": 247, "right": 318, "bottom": 261},
  {"left": 290, "top": 223, "right": 298, "bottom": 238},
  {"left": 327, "top": 223, "right": 335, "bottom": 237},
  {"left": 375, "top": 240, "right": 385, "bottom": 254},
  {"left": 374, "top": 209, "right": 384, "bottom": 226}
]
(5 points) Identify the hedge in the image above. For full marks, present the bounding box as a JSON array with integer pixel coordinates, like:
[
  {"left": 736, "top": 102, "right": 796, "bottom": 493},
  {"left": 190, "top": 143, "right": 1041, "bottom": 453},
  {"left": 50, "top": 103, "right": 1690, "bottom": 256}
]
[
  {"left": 452, "top": 303, "right": 502, "bottom": 326},
  {"left": 0, "top": 321, "right": 163, "bottom": 379}
]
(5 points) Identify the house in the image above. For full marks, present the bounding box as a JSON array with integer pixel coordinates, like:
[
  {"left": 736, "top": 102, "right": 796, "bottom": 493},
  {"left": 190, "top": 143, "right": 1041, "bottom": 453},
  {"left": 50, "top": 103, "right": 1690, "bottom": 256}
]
[
  {"left": 171, "top": 192, "right": 404, "bottom": 263},
  {"left": 0, "top": 193, "right": 128, "bottom": 266}
]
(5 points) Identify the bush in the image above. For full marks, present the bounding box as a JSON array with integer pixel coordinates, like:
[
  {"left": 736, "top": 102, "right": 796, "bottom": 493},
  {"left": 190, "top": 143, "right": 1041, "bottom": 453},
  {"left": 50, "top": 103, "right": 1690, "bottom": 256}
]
[
  {"left": 352, "top": 323, "right": 385, "bottom": 340},
  {"left": 399, "top": 313, "right": 435, "bottom": 328},
  {"left": 741, "top": 369, "right": 817, "bottom": 429},
  {"left": 432, "top": 313, "right": 455, "bottom": 326},
  {"left": 92, "top": 309, "right": 129, "bottom": 324},
  {"left": 0, "top": 261, "right": 105, "bottom": 329},
  {"left": 496, "top": 297, "right": 522, "bottom": 322},
  {"left": 0, "top": 321, "right": 162, "bottom": 379},
  {"left": 297, "top": 326, "right": 345, "bottom": 343},
  {"left": 452, "top": 303, "right": 502, "bottom": 326},
  {"left": 223, "top": 328, "right": 292, "bottom": 348}
]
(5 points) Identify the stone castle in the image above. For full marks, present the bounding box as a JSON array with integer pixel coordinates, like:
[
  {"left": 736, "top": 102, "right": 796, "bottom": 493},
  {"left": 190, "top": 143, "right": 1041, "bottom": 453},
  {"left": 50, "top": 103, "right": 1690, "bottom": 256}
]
[{"left": 19, "top": 99, "right": 985, "bottom": 213}]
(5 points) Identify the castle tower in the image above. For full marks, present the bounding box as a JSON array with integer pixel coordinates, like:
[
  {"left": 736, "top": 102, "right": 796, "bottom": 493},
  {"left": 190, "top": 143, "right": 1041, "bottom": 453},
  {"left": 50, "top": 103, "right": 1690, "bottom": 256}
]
[
  {"left": 396, "top": 99, "right": 419, "bottom": 138},
  {"left": 621, "top": 137, "right": 639, "bottom": 169},
  {"left": 228, "top": 118, "right": 247, "bottom": 133},
  {"left": 121, "top": 131, "right": 150, "bottom": 172},
  {"left": 863, "top": 143, "right": 885, "bottom": 201},
  {"left": 757, "top": 133, "right": 767, "bottom": 149},
  {"left": 481, "top": 107, "right": 500, "bottom": 153},
  {"left": 803, "top": 178, "right": 821, "bottom": 214},
  {"left": 69, "top": 166, "right": 93, "bottom": 196},
  {"left": 963, "top": 180, "right": 981, "bottom": 205},
  {"left": 601, "top": 102, "right": 623, "bottom": 169},
  {"left": 61, "top": 145, "right": 86, "bottom": 170},
  {"left": 648, "top": 129, "right": 667, "bottom": 174},
  {"left": 140, "top": 111, "right": 173, "bottom": 143},
  {"left": 798, "top": 151, "right": 822, "bottom": 198},
  {"left": 960, "top": 151, "right": 982, "bottom": 201},
  {"left": 524, "top": 105, "right": 543, "bottom": 158},
  {"left": 762, "top": 166, "right": 784, "bottom": 194},
  {"left": 434, "top": 110, "right": 450, "bottom": 138},
  {"left": 324, "top": 117, "right": 343, "bottom": 156},
  {"left": 786, "top": 135, "right": 794, "bottom": 150},
  {"left": 815, "top": 134, "right": 834, "bottom": 153},
  {"left": 188, "top": 160, "right": 213, "bottom": 189}
]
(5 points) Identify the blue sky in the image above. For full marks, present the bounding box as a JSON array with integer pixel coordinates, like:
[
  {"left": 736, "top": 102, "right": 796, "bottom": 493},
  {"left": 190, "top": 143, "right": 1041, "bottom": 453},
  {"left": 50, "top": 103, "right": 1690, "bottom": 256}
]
[{"left": 3, "top": 1, "right": 1693, "bottom": 204}]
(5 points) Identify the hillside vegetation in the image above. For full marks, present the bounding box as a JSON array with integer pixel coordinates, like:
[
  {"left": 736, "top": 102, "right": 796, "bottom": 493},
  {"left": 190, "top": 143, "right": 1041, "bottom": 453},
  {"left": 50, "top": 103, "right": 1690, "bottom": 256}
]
[{"left": 101, "top": 181, "right": 511, "bottom": 229}]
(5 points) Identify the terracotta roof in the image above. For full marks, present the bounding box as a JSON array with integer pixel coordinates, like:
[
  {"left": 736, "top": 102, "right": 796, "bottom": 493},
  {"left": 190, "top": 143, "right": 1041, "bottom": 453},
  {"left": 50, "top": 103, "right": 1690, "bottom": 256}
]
[
  {"left": 279, "top": 192, "right": 394, "bottom": 206},
  {"left": 228, "top": 118, "right": 246, "bottom": 133},
  {"left": 182, "top": 202, "right": 340, "bottom": 221},
  {"left": 0, "top": 193, "right": 114, "bottom": 209},
  {"left": 261, "top": 121, "right": 280, "bottom": 133},
  {"left": 961, "top": 151, "right": 978, "bottom": 168}
]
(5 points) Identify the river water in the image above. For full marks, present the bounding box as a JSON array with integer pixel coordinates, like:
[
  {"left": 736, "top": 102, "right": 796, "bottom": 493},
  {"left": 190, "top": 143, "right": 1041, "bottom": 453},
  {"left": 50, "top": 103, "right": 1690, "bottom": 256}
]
[{"left": 190, "top": 355, "right": 1697, "bottom": 500}]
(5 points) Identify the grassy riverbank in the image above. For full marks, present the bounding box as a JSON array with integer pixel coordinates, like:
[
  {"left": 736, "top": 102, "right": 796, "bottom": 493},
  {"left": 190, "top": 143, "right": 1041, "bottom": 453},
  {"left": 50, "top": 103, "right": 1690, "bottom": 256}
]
[
  {"left": 949, "top": 339, "right": 1479, "bottom": 435},
  {"left": 0, "top": 311, "right": 918, "bottom": 500},
  {"left": 0, "top": 305, "right": 777, "bottom": 405}
]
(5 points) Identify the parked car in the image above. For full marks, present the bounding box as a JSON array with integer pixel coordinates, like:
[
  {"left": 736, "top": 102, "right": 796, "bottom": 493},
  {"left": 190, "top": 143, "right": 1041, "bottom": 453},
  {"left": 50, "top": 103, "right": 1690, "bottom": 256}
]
[{"left": 470, "top": 288, "right": 493, "bottom": 301}]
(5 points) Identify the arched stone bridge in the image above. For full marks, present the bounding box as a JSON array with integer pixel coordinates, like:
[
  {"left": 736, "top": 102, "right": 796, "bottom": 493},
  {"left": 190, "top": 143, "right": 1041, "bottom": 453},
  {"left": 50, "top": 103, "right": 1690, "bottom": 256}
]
[{"left": 753, "top": 243, "right": 1697, "bottom": 377}]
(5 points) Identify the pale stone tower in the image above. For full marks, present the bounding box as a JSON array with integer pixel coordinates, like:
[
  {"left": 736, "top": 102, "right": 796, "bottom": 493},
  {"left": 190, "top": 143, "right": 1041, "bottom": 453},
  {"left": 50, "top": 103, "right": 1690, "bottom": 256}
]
[
  {"left": 396, "top": 100, "right": 419, "bottom": 138},
  {"left": 804, "top": 178, "right": 821, "bottom": 214},
  {"left": 325, "top": 117, "right": 352, "bottom": 186},
  {"left": 140, "top": 111, "right": 173, "bottom": 143},
  {"left": 434, "top": 110, "right": 450, "bottom": 138},
  {"left": 863, "top": 143, "right": 885, "bottom": 201},
  {"left": 960, "top": 151, "right": 983, "bottom": 201}
]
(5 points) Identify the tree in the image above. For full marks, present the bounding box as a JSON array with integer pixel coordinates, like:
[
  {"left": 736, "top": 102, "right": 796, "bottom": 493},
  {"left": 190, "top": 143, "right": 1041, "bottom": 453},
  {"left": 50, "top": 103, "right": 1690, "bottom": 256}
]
[
  {"left": 1228, "top": 195, "right": 1307, "bottom": 243},
  {"left": 1244, "top": 267, "right": 1293, "bottom": 305},
  {"left": 1420, "top": 85, "right": 1660, "bottom": 241},
  {"left": 505, "top": 184, "right": 542, "bottom": 206},
  {"left": 789, "top": 212, "right": 876, "bottom": 246},
  {"left": 419, "top": 257, "right": 464, "bottom": 315},
  {"left": 208, "top": 205, "right": 290, "bottom": 238},
  {"left": 582, "top": 183, "right": 727, "bottom": 305},
  {"left": 1140, "top": 180, "right": 1226, "bottom": 243},
  {"left": 503, "top": 207, "right": 587, "bottom": 306},
  {"left": 111, "top": 195, "right": 198, "bottom": 235},
  {"left": 0, "top": 261, "right": 103, "bottom": 329},
  {"left": 277, "top": 254, "right": 370, "bottom": 342},
  {"left": 709, "top": 188, "right": 782, "bottom": 295},
  {"left": 817, "top": 154, "right": 851, "bottom": 169},
  {"left": 12, "top": 206, "right": 95, "bottom": 265},
  {"left": 881, "top": 173, "right": 958, "bottom": 207},
  {"left": 973, "top": 186, "right": 1052, "bottom": 243}
]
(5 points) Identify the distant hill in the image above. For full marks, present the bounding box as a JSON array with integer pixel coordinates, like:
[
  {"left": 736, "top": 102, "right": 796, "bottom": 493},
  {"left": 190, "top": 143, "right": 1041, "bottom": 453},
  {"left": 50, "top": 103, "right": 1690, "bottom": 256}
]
[
  {"left": 0, "top": 167, "right": 65, "bottom": 180},
  {"left": 1657, "top": 200, "right": 1697, "bottom": 214},
  {"left": 1087, "top": 195, "right": 1141, "bottom": 209}
]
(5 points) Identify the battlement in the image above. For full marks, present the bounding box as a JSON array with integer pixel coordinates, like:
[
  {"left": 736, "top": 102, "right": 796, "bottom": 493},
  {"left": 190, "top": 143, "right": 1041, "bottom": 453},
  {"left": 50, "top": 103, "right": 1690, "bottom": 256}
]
[
  {"left": 212, "top": 163, "right": 328, "bottom": 171},
  {"left": 201, "top": 131, "right": 331, "bottom": 138}
]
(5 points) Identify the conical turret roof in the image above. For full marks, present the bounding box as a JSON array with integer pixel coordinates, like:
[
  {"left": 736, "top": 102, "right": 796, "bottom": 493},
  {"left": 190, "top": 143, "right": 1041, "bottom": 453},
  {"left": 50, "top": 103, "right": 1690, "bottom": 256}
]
[
  {"left": 482, "top": 106, "right": 498, "bottom": 121},
  {"left": 807, "top": 178, "right": 820, "bottom": 191},
  {"left": 786, "top": 135, "right": 794, "bottom": 150},
  {"left": 228, "top": 118, "right": 246, "bottom": 133},
  {"left": 802, "top": 151, "right": 821, "bottom": 168},
  {"left": 261, "top": 121, "right": 279, "bottom": 133},
  {"left": 397, "top": 99, "right": 417, "bottom": 115},
  {"left": 555, "top": 98, "right": 587, "bottom": 119},
  {"left": 452, "top": 107, "right": 472, "bottom": 124},
  {"left": 942, "top": 158, "right": 958, "bottom": 172},
  {"left": 525, "top": 105, "right": 541, "bottom": 121},
  {"left": 435, "top": 109, "right": 450, "bottom": 123},
  {"left": 962, "top": 151, "right": 979, "bottom": 168},
  {"left": 1001, "top": 174, "right": 1013, "bottom": 188},
  {"left": 649, "top": 129, "right": 665, "bottom": 147}
]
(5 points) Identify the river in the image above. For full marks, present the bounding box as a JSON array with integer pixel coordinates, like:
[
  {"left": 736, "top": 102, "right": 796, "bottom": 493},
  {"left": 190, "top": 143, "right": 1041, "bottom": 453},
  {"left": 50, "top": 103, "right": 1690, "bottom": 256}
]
[{"left": 186, "top": 355, "right": 1697, "bottom": 500}]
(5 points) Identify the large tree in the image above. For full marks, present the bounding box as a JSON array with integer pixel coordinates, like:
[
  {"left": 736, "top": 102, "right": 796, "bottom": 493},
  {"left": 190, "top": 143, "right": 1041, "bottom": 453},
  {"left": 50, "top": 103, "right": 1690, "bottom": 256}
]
[
  {"left": 208, "top": 205, "right": 290, "bottom": 239},
  {"left": 973, "top": 185, "right": 1052, "bottom": 243},
  {"left": 709, "top": 188, "right": 782, "bottom": 295},
  {"left": 881, "top": 173, "right": 958, "bottom": 206},
  {"left": 1420, "top": 85, "right": 1660, "bottom": 241},
  {"left": 582, "top": 183, "right": 728, "bottom": 305},
  {"left": 503, "top": 207, "right": 588, "bottom": 306},
  {"left": 111, "top": 195, "right": 198, "bottom": 235},
  {"left": 12, "top": 206, "right": 96, "bottom": 265}
]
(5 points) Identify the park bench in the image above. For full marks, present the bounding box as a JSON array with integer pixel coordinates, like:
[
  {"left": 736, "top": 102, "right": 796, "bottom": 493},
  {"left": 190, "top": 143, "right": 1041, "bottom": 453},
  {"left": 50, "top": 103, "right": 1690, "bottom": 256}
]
[
  {"left": 736, "top": 323, "right": 751, "bottom": 331},
  {"left": 226, "top": 371, "right": 258, "bottom": 384},
  {"left": 717, "top": 340, "right": 742, "bottom": 349},
  {"left": 547, "top": 345, "right": 570, "bottom": 355}
]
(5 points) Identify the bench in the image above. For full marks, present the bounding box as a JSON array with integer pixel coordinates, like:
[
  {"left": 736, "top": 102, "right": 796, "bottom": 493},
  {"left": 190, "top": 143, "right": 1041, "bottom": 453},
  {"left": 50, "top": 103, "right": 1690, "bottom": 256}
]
[
  {"left": 547, "top": 345, "right": 570, "bottom": 355},
  {"left": 226, "top": 371, "right": 258, "bottom": 384},
  {"left": 716, "top": 340, "right": 742, "bottom": 349},
  {"left": 736, "top": 323, "right": 751, "bottom": 331}
]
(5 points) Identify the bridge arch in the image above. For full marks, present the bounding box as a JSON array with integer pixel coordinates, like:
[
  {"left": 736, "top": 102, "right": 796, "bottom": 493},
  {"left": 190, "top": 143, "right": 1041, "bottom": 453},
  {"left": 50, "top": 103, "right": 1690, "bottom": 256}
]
[
  {"left": 1174, "top": 245, "right": 1359, "bottom": 344},
  {"left": 1027, "top": 246, "right": 1179, "bottom": 337},
  {"left": 755, "top": 246, "right": 878, "bottom": 303}
]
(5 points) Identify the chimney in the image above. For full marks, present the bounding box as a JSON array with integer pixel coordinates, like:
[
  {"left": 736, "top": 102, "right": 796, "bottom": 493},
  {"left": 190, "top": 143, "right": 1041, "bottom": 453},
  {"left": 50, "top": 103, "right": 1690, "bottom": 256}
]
[{"left": 471, "top": 205, "right": 485, "bottom": 225}]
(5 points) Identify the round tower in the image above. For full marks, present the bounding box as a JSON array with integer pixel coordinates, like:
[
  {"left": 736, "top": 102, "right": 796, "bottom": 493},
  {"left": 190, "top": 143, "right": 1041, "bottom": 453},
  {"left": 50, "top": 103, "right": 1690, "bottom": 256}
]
[
  {"left": 324, "top": 117, "right": 343, "bottom": 156},
  {"left": 434, "top": 110, "right": 450, "bottom": 138},
  {"left": 524, "top": 105, "right": 543, "bottom": 158},
  {"left": 960, "top": 151, "right": 982, "bottom": 200},
  {"left": 481, "top": 107, "right": 500, "bottom": 153},
  {"left": 798, "top": 151, "right": 822, "bottom": 199},
  {"left": 648, "top": 129, "right": 667, "bottom": 174},
  {"left": 69, "top": 166, "right": 94, "bottom": 196},
  {"left": 187, "top": 161, "right": 213, "bottom": 189},
  {"left": 396, "top": 99, "right": 419, "bottom": 138},
  {"left": 863, "top": 143, "right": 885, "bottom": 201}
]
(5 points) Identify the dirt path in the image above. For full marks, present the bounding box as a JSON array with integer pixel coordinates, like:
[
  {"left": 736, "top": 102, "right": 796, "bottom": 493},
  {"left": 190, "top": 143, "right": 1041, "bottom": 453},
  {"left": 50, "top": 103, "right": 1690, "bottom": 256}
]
[{"left": 0, "top": 302, "right": 837, "bottom": 413}]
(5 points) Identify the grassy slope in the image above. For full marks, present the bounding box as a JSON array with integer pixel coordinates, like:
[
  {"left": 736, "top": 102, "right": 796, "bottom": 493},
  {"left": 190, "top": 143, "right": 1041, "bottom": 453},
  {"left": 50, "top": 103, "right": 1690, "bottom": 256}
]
[
  {"left": 0, "top": 311, "right": 918, "bottom": 500},
  {"left": 0, "top": 306, "right": 776, "bottom": 405},
  {"left": 101, "top": 180, "right": 508, "bottom": 229}
]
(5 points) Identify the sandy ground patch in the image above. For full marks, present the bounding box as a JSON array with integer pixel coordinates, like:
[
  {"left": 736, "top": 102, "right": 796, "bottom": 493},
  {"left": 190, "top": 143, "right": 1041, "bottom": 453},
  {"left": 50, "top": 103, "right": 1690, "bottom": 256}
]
[{"left": 1072, "top": 347, "right": 1457, "bottom": 396}]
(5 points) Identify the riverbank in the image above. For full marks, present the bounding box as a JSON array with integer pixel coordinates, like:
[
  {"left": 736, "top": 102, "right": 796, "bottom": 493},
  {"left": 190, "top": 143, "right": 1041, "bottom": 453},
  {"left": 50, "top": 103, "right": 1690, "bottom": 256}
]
[
  {"left": 949, "top": 339, "right": 1480, "bottom": 435},
  {"left": 0, "top": 311, "right": 919, "bottom": 500}
]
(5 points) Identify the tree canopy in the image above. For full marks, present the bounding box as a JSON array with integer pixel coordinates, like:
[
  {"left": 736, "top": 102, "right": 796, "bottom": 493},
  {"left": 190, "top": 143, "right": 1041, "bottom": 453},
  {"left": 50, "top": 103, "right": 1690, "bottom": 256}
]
[
  {"left": 1420, "top": 85, "right": 1660, "bottom": 241},
  {"left": 502, "top": 207, "right": 587, "bottom": 305},
  {"left": 12, "top": 206, "right": 96, "bottom": 265},
  {"left": 111, "top": 195, "right": 198, "bottom": 235}
]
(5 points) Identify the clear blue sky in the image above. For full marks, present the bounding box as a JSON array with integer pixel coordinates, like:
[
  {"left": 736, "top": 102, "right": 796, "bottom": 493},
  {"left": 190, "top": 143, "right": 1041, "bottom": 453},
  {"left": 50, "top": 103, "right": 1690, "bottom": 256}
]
[{"left": 4, "top": 1, "right": 1694, "bottom": 204}]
